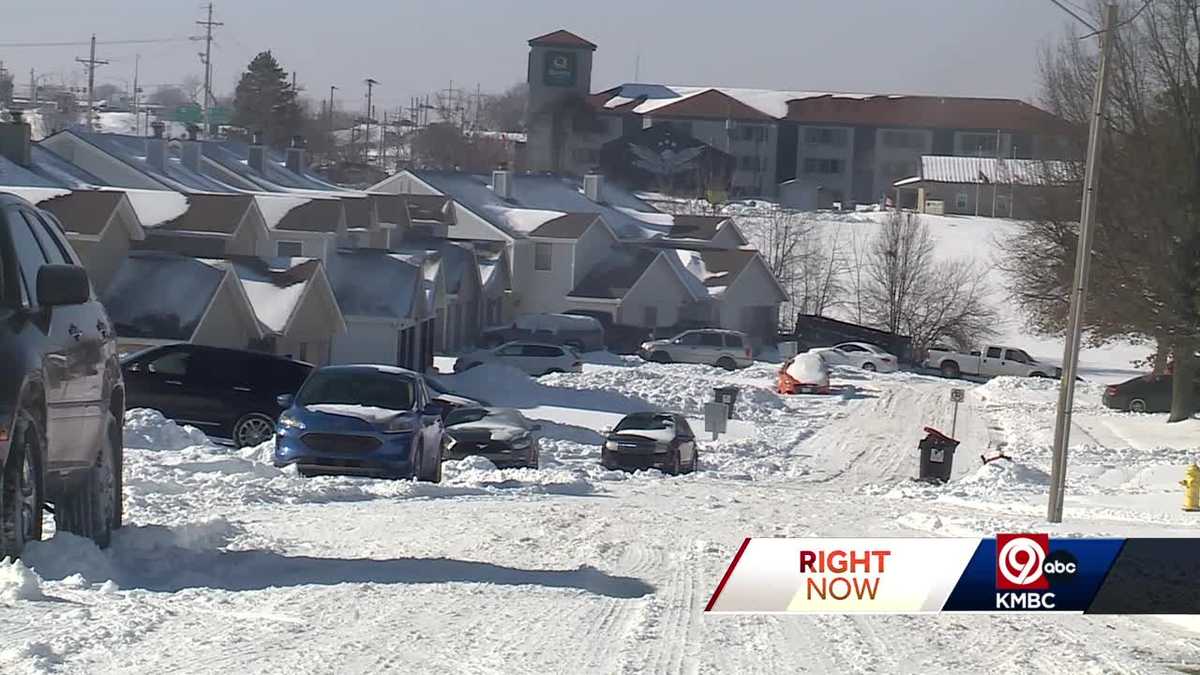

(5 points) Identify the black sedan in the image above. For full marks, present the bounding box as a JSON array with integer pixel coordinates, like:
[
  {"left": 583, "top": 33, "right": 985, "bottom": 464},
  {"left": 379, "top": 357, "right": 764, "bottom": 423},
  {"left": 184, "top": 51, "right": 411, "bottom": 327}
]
[
  {"left": 443, "top": 407, "right": 541, "bottom": 469},
  {"left": 601, "top": 412, "right": 698, "bottom": 475},
  {"left": 426, "top": 377, "right": 490, "bottom": 419},
  {"left": 122, "top": 344, "right": 312, "bottom": 447},
  {"left": 1103, "top": 372, "right": 1199, "bottom": 413}
]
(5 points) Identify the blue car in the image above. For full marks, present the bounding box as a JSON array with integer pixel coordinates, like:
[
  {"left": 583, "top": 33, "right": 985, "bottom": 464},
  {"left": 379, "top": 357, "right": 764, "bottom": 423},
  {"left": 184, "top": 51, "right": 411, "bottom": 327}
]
[{"left": 273, "top": 365, "right": 445, "bottom": 481}]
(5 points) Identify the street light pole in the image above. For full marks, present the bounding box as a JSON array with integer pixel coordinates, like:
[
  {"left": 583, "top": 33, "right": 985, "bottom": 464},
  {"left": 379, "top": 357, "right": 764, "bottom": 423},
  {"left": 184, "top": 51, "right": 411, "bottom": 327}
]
[{"left": 1047, "top": 2, "right": 1118, "bottom": 523}]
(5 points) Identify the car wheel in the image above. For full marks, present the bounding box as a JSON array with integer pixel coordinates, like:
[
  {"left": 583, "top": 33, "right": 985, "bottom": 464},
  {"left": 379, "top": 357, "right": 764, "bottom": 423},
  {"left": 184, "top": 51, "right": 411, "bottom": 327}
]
[
  {"left": 651, "top": 351, "right": 672, "bottom": 364},
  {"left": 416, "top": 441, "right": 443, "bottom": 483},
  {"left": 233, "top": 412, "right": 276, "bottom": 448},
  {"left": 1129, "top": 398, "right": 1148, "bottom": 414},
  {"left": 544, "top": 368, "right": 565, "bottom": 376},
  {"left": 1030, "top": 371, "right": 1049, "bottom": 378},
  {"left": 940, "top": 361, "right": 961, "bottom": 378},
  {"left": 0, "top": 409, "right": 43, "bottom": 559},
  {"left": 862, "top": 362, "right": 877, "bottom": 372},
  {"left": 56, "top": 412, "right": 118, "bottom": 548},
  {"left": 716, "top": 356, "right": 738, "bottom": 371}
]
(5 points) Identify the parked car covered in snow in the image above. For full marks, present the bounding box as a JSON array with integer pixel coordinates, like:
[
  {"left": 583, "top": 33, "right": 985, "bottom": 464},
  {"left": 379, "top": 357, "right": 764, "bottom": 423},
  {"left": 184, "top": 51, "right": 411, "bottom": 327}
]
[
  {"left": 273, "top": 365, "right": 445, "bottom": 481},
  {"left": 923, "top": 344, "right": 1060, "bottom": 379},
  {"left": 454, "top": 341, "right": 583, "bottom": 377},
  {"left": 481, "top": 313, "right": 606, "bottom": 352},
  {"left": 425, "top": 376, "right": 490, "bottom": 418},
  {"left": 1103, "top": 372, "right": 1200, "bottom": 413},
  {"left": 601, "top": 412, "right": 699, "bottom": 475},
  {"left": 638, "top": 329, "right": 753, "bottom": 370},
  {"left": 443, "top": 407, "right": 541, "bottom": 469},
  {"left": 123, "top": 344, "right": 312, "bottom": 447},
  {"left": 813, "top": 342, "right": 899, "bottom": 373},
  {"left": 778, "top": 350, "right": 832, "bottom": 395},
  {"left": 0, "top": 192, "right": 125, "bottom": 557}
]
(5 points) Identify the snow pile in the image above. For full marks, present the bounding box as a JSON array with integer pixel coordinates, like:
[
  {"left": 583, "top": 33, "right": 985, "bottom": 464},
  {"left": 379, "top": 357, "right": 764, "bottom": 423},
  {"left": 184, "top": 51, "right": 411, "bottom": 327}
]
[
  {"left": 955, "top": 459, "right": 1051, "bottom": 492},
  {"left": 0, "top": 558, "right": 46, "bottom": 604},
  {"left": 21, "top": 532, "right": 119, "bottom": 586},
  {"left": 124, "top": 409, "right": 209, "bottom": 451},
  {"left": 442, "top": 457, "right": 597, "bottom": 495}
]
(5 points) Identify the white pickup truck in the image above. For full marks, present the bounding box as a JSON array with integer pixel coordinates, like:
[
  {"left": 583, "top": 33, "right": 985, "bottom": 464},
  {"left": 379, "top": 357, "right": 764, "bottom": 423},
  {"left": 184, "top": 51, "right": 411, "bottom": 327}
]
[{"left": 923, "top": 344, "right": 1062, "bottom": 379}]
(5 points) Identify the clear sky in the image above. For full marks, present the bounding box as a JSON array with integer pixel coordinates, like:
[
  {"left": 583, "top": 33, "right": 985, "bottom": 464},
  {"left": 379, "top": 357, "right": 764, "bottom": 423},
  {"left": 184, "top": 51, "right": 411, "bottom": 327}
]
[{"left": 2, "top": 0, "right": 1078, "bottom": 115}]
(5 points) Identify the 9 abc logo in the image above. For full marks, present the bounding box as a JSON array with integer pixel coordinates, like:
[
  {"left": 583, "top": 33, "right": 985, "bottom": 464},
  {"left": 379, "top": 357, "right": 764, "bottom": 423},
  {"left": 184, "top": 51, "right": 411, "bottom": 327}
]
[{"left": 995, "top": 533, "right": 1078, "bottom": 590}]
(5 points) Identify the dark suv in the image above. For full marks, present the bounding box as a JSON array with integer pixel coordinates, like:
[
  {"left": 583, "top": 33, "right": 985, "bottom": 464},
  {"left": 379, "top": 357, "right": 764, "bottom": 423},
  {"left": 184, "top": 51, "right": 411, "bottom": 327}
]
[
  {"left": 0, "top": 192, "right": 125, "bottom": 558},
  {"left": 122, "top": 344, "right": 312, "bottom": 447}
]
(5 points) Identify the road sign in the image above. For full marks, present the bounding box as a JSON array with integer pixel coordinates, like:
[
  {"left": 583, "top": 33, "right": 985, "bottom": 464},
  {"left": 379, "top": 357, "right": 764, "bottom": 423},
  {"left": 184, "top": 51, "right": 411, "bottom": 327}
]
[
  {"left": 950, "top": 388, "right": 965, "bottom": 403},
  {"left": 171, "top": 104, "right": 202, "bottom": 123},
  {"left": 704, "top": 402, "right": 728, "bottom": 440}
]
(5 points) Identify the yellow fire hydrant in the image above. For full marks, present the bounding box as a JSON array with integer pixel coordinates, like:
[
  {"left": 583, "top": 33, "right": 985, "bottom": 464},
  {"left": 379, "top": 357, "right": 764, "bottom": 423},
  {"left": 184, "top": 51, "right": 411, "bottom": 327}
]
[{"left": 1182, "top": 464, "right": 1200, "bottom": 512}]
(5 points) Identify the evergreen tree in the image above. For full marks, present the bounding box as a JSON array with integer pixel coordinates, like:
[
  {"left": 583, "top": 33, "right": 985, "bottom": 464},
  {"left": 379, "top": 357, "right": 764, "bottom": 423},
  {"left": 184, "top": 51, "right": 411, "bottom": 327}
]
[
  {"left": 0, "top": 70, "right": 13, "bottom": 106},
  {"left": 232, "top": 51, "right": 302, "bottom": 147}
]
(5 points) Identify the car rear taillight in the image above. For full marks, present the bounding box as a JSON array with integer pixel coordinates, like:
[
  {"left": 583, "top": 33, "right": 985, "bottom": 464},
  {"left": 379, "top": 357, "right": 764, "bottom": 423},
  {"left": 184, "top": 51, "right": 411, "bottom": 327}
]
[
  {"left": 881, "top": 357, "right": 893, "bottom": 363},
  {"left": 745, "top": 348, "right": 752, "bottom": 358},
  {"left": 1104, "top": 386, "right": 1118, "bottom": 397}
]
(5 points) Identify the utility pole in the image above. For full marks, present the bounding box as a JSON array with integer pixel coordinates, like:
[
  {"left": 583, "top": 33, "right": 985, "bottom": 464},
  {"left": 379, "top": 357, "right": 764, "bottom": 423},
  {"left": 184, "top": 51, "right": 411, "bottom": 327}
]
[
  {"left": 1048, "top": 2, "right": 1118, "bottom": 524},
  {"left": 29, "top": 69, "right": 35, "bottom": 105},
  {"left": 76, "top": 35, "right": 109, "bottom": 131},
  {"left": 196, "top": 3, "right": 223, "bottom": 136},
  {"left": 132, "top": 54, "right": 140, "bottom": 133},
  {"left": 328, "top": 85, "right": 337, "bottom": 160},
  {"left": 364, "top": 78, "right": 379, "bottom": 164},
  {"left": 991, "top": 129, "right": 1001, "bottom": 217}
]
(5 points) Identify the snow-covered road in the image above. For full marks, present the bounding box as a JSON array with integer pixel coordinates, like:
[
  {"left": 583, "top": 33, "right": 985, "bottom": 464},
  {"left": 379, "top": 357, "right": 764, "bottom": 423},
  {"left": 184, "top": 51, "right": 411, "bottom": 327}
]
[{"left": 2, "top": 359, "right": 1199, "bottom": 674}]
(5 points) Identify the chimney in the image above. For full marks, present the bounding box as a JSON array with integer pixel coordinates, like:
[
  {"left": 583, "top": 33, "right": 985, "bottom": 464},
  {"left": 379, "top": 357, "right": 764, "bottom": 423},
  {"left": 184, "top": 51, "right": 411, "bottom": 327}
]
[
  {"left": 146, "top": 122, "right": 167, "bottom": 172},
  {"left": 0, "top": 112, "right": 32, "bottom": 166},
  {"left": 583, "top": 169, "right": 604, "bottom": 203},
  {"left": 181, "top": 138, "right": 204, "bottom": 173},
  {"left": 285, "top": 135, "right": 306, "bottom": 174},
  {"left": 248, "top": 131, "right": 267, "bottom": 174},
  {"left": 492, "top": 164, "right": 513, "bottom": 200},
  {"left": 185, "top": 123, "right": 200, "bottom": 141}
]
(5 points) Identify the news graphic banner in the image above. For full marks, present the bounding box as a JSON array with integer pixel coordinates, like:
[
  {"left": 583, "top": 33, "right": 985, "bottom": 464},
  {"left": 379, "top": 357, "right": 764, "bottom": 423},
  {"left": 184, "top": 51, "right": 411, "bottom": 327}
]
[{"left": 705, "top": 536, "right": 1200, "bottom": 614}]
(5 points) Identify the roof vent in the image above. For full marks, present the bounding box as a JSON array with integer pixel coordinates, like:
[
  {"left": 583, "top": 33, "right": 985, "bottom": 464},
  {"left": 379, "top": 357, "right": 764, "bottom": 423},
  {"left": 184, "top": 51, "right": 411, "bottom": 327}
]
[
  {"left": 150, "top": 120, "right": 165, "bottom": 139},
  {"left": 248, "top": 131, "right": 268, "bottom": 175},
  {"left": 0, "top": 113, "right": 32, "bottom": 166},
  {"left": 584, "top": 171, "right": 604, "bottom": 203},
  {"left": 286, "top": 135, "right": 307, "bottom": 174}
]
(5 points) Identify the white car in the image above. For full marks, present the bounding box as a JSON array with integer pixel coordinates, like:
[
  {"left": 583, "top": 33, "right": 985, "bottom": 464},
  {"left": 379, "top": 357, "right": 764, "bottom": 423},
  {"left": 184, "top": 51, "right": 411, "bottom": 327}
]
[
  {"left": 815, "top": 342, "right": 899, "bottom": 373},
  {"left": 454, "top": 341, "right": 583, "bottom": 377}
]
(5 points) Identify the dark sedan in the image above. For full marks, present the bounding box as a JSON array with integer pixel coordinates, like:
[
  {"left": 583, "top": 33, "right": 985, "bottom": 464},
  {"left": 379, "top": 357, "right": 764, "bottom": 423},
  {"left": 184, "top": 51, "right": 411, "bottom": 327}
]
[
  {"left": 1103, "top": 372, "right": 1200, "bottom": 413},
  {"left": 443, "top": 407, "right": 541, "bottom": 469},
  {"left": 122, "top": 344, "right": 312, "bottom": 447},
  {"left": 601, "top": 412, "right": 698, "bottom": 475}
]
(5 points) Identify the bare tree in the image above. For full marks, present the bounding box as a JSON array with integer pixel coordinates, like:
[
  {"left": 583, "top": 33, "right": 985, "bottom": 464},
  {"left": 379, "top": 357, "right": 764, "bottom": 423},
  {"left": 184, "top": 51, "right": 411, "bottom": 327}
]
[
  {"left": 862, "top": 212, "right": 997, "bottom": 355},
  {"left": 1013, "top": 0, "right": 1200, "bottom": 421},
  {"left": 480, "top": 83, "right": 527, "bottom": 131},
  {"left": 742, "top": 206, "right": 846, "bottom": 320}
]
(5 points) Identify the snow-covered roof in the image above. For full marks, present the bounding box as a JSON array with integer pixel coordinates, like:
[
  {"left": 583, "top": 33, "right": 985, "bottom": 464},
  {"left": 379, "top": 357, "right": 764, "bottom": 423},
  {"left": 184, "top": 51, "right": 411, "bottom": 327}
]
[
  {"left": 102, "top": 251, "right": 226, "bottom": 340},
  {"left": 401, "top": 170, "right": 666, "bottom": 240},
  {"left": 255, "top": 194, "right": 313, "bottom": 230},
  {"left": 0, "top": 185, "right": 71, "bottom": 204},
  {"left": 905, "top": 155, "right": 1080, "bottom": 187},
  {"left": 327, "top": 250, "right": 423, "bottom": 320},
  {"left": 0, "top": 153, "right": 65, "bottom": 189},
  {"left": 597, "top": 84, "right": 882, "bottom": 119},
  {"left": 225, "top": 257, "right": 324, "bottom": 334},
  {"left": 122, "top": 189, "right": 190, "bottom": 227},
  {"left": 71, "top": 131, "right": 239, "bottom": 193}
]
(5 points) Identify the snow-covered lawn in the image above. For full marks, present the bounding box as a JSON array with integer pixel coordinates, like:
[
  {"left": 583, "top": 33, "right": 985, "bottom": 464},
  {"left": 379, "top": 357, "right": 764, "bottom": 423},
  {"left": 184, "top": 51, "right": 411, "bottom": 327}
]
[{"left": 2, "top": 357, "right": 1199, "bottom": 673}]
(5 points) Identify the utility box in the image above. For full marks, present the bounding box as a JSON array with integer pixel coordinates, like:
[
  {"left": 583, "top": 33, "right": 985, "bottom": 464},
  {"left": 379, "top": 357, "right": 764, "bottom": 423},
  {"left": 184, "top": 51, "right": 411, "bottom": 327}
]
[{"left": 712, "top": 386, "right": 740, "bottom": 420}]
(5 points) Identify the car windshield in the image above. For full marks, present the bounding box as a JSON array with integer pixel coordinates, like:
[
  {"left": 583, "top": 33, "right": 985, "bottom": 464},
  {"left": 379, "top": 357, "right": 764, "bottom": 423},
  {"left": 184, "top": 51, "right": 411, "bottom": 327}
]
[
  {"left": 615, "top": 413, "right": 674, "bottom": 432},
  {"left": 446, "top": 408, "right": 489, "bottom": 426},
  {"left": 297, "top": 369, "right": 416, "bottom": 411}
]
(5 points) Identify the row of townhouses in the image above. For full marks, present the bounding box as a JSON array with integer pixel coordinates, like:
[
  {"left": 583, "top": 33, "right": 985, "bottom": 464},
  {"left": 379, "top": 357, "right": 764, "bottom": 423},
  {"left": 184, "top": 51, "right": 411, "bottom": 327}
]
[
  {"left": 0, "top": 114, "right": 787, "bottom": 372},
  {"left": 522, "top": 30, "right": 1071, "bottom": 206}
]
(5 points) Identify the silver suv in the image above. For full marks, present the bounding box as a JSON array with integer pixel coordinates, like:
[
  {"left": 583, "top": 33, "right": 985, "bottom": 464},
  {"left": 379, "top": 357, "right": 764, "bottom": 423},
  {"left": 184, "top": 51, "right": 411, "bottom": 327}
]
[{"left": 638, "top": 329, "right": 753, "bottom": 370}]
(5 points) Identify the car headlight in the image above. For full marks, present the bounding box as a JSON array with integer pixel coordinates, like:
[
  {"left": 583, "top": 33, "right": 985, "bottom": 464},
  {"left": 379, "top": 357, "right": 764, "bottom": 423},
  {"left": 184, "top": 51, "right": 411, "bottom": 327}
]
[
  {"left": 640, "top": 342, "right": 653, "bottom": 351},
  {"left": 277, "top": 412, "right": 305, "bottom": 432},
  {"left": 604, "top": 440, "right": 617, "bottom": 451},
  {"left": 385, "top": 418, "right": 415, "bottom": 434},
  {"left": 511, "top": 435, "right": 532, "bottom": 449}
]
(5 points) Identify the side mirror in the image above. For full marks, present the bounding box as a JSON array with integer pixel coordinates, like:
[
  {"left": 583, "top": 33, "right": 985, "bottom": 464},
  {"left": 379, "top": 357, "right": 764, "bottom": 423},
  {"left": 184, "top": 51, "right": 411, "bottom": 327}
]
[
  {"left": 37, "top": 265, "right": 90, "bottom": 307},
  {"left": 276, "top": 393, "right": 295, "bottom": 408},
  {"left": 146, "top": 362, "right": 159, "bottom": 375},
  {"left": 422, "top": 401, "right": 445, "bottom": 417}
]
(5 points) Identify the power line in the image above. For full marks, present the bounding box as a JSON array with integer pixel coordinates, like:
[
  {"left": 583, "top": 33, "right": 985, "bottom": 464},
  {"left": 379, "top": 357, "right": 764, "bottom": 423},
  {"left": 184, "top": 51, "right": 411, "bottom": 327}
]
[
  {"left": 1080, "top": 0, "right": 1152, "bottom": 39},
  {"left": 0, "top": 37, "right": 190, "bottom": 48},
  {"left": 1047, "top": 0, "right": 1099, "bottom": 32},
  {"left": 76, "top": 35, "right": 109, "bottom": 131},
  {"left": 195, "top": 2, "right": 223, "bottom": 135}
]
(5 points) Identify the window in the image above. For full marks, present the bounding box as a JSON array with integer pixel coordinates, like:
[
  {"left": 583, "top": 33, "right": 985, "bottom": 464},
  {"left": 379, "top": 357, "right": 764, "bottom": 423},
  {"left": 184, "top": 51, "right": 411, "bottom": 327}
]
[
  {"left": 534, "top": 243, "right": 553, "bottom": 271},
  {"left": 838, "top": 343, "right": 865, "bottom": 353},
  {"left": 699, "top": 332, "right": 724, "bottom": 347},
  {"left": 961, "top": 133, "right": 999, "bottom": 154},
  {"left": 724, "top": 334, "right": 744, "bottom": 348},
  {"left": 149, "top": 350, "right": 191, "bottom": 378},
  {"left": 5, "top": 208, "right": 49, "bottom": 305},
  {"left": 524, "top": 345, "right": 564, "bottom": 358},
  {"left": 730, "top": 125, "right": 767, "bottom": 142},
  {"left": 496, "top": 344, "right": 525, "bottom": 357},
  {"left": 986, "top": 347, "right": 1003, "bottom": 359},
  {"left": 643, "top": 306, "right": 658, "bottom": 327},
  {"left": 22, "top": 211, "right": 70, "bottom": 264},
  {"left": 881, "top": 130, "right": 925, "bottom": 149},
  {"left": 675, "top": 332, "right": 702, "bottom": 346},
  {"left": 276, "top": 241, "right": 303, "bottom": 257},
  {"left": 804, "top": 127, "right": 848, "bottom": 147},
  {"left": 803, "top": 158, "right": 843, "bottom": 174},
  {"left": 1005, "top": 349, "right": 1030, "bottom": 364},
  {"left": 955, "top": 192, "right": 970, "bottom": 210}
]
